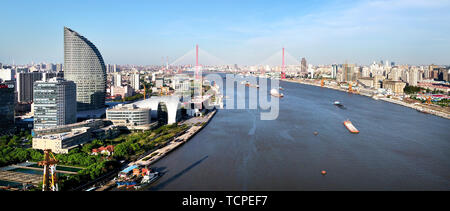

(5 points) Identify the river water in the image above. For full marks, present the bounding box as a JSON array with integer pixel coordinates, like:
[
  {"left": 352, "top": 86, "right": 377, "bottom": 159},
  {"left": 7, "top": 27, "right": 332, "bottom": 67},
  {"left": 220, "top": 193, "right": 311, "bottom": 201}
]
[{"left": 147, "top": 75, "right": 450, "bottom": 191}]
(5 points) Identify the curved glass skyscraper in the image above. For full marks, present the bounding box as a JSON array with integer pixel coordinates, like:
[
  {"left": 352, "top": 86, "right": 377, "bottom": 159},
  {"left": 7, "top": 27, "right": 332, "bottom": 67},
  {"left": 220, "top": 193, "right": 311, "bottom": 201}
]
[{"left": 64, "top": 27, "right": 106, "bottom": 111}]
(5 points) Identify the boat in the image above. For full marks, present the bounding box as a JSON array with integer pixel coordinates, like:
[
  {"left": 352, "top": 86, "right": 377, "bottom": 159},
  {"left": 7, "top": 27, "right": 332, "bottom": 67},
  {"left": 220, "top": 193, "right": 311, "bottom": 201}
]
[
  {"left": 270, "top": 89, "right": 284, "bottom": 98},
  {"left": 416, "top": 108, "right": 429, "bottom": 114},
  {"left": 343, "top": 120, "right": 359, "bottom": 134},
  {"left": 333, "top": 101, "right": 345, "bottom": 109},
  {"left": 279, "top": 87, "right": 284, "bottom": 90},
  {"left": 141, "top": 171, "right": 160, "bottom": 184}
]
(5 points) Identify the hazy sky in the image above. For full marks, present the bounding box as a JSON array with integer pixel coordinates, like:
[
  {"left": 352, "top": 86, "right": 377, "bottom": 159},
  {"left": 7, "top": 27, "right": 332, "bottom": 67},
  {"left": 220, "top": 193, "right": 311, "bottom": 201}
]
[{"left": 1, "top": 0, "right": 449, "bottom": 66}]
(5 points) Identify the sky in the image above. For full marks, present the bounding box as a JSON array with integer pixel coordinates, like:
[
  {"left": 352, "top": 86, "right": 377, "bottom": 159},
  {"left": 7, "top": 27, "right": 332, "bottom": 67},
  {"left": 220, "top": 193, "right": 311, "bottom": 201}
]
[{"left": 1, "top": 0, "right": 449, "bottom": 66}]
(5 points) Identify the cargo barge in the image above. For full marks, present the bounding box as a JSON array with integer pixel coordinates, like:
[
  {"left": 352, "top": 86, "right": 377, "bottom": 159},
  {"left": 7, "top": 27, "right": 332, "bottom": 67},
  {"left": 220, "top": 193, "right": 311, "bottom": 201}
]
[{"left": 343, "top": 120, "right": 359, "bottom": 134}]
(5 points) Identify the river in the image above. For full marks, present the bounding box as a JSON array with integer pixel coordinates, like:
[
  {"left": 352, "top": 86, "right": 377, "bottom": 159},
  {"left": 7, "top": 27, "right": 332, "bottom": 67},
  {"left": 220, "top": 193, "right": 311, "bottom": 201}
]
[{"left": 147, "top": 75, "right": 450, "bottom": 191}]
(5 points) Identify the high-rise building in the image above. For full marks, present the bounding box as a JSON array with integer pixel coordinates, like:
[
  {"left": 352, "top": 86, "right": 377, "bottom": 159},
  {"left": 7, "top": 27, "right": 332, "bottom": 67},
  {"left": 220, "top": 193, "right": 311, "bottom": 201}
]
[
  {"left": 343, "top": 64, "right": 356, "bottom": 82},
  {"left": 331, "top": 64, "right": 338, "bottom": 79},
  {"left": 0, "top": 68, "right": 16, "bottom": 82},
  {"left": 17, "top": 72, "right": 43, "bottom": 103},
  {"left": 130, "top": 73, "right": 140, "bottom": 91},
  {"left": 301, "top": 58, "right": 307, "bottom": 73},
  {"left": 0, "top": 82, "right": 15, "bottom": 133},
  {"left": 56, "top": 63, "right": 63, "bottom": 72},
  {"left": 64, "top": 27, "right": 106, "bottom": 111},
  {"left": 409, "top": 68, "right": 418, "bottom": 86},
  {"left": 33, "top": 78, "right": 77, "bottom": 130},
  {"left": 114, "top": 73, "right": 122, "bottom": 87}
]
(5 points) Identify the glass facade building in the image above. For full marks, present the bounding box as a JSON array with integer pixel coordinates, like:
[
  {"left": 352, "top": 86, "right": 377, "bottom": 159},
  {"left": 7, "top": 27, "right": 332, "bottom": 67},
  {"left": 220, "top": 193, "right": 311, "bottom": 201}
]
[
  {"left": 33, "top": 78, "right": 77, "bottom": 130},
  {"left": 64, "top": 27, "right": 106, "bottom": 111},
  {"left": 0, "top": 82, "right": 15, "bottom": 133}
]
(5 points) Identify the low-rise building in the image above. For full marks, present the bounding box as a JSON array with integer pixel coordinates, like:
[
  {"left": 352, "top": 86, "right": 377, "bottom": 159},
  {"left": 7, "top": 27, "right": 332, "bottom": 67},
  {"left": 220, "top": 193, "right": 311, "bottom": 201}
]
[
  {"left": 111, "top": 85, "right": 133, "bottom": 99},
  {"left": 33, "top": 119, "right": 104, "bottom": 136},
  {"left": 32, "top": 127, "right": 92, "bottom": 154},
  {"left": 91, "top": 145, "right": 114, "bottom": 156},
  {"left": 106, "top": 104, "right": 151, "bottom": 126},
  {"left": 382, "top": 80, "right": 406, "bottom": 95},
  {"left": 357, "top": 77, "right": 374, "bottom": 88}
]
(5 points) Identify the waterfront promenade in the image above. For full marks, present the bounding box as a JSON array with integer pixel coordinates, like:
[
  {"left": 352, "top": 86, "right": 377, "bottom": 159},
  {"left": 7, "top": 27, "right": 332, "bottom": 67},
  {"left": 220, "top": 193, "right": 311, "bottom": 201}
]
[
  {"left": 95, "top": 110, "right": 217, "bottom": 191},
  {"left": 134, "top": 110, "right": 217, "bottom": 167},
  {"left": 282, "top": 78, "right": 450, "bottom": 120}
]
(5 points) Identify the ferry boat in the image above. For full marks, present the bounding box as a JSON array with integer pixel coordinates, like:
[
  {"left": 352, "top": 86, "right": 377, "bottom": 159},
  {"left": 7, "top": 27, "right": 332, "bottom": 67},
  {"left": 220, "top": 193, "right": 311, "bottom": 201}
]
[
  {"left": 343, "top": 120, "right": 359, "bottom": 134},
  {"left": 270, "top": 89, "right": 284, "bottom": 98},
  {"left": 141, "top": 171, "right": 160, "bottom": 184}
]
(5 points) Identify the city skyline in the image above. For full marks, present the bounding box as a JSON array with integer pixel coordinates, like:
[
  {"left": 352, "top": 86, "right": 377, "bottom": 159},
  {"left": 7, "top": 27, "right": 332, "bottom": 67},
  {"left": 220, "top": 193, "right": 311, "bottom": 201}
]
[{"left": 1, "top": 0, "right": 450, "bottom": 66}]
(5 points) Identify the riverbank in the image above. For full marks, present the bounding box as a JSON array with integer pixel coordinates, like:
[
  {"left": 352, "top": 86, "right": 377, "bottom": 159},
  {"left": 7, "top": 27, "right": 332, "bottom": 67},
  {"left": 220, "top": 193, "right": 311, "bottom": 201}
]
[
  {"left": 281, "top": 78, "right": 450, "bottom": 120},
  {"left": 95, "top": 110, "right": 217, "bottom": 191},
  {"left": 134, "top": 110, "right": 217, "bottom": 167}
]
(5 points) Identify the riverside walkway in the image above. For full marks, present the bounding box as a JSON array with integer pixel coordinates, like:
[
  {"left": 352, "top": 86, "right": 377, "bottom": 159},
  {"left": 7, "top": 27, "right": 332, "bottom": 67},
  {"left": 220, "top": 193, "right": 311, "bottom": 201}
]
[{"left": 95, "top": 110, "right": 217, "bottom": 191}]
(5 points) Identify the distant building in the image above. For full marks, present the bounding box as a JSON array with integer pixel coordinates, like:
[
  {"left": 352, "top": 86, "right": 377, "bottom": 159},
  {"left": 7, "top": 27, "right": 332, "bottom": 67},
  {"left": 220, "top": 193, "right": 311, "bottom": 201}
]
[
  {"left": 111, "top": 85, "right": 133, "bottom": 99},
  {"left": 17, "top": 72, "right": 42, "bottom": 103},
  {"left": 56, "top": 63, "right": 63, "bottom": 72},
  {"left": 114, "top": 73, "right": 122, "bottom": 87},
  {"left": 172, "top": 74, "right": 191, "bottom": 94},
  {"left": 343, "top": 64, "right": 356, "bottom": 82},
  {"left": 409, "top": 68, "right": 418, "bottom": 86},
  {"left": 0, "top": 82, "right": 15, "bottom": 134},
  {"left": 373, "top": 75, "right": 385, "bottom": 89},
  {"left": 301, "top": 58, "right": 307, "bottom": 73},
  {"left": 33, "top": 78, "right": 77, "bottom": 130},
  {"left": 130, "top": 73, "right": 140, "bottom": 91},
  {"left": 331, "top": 64, "right": 338, "bottom": 79},
  {"left": 64, "top": 27, "right": 106, "bottom": 111},
  {"left": 357, "top": 77, "right": 374, "bottom": 88},
  {"left": 0, "top": 68, "right": 16, "bottom": 82},
  {"left": 382, "top": 80, "right": 406, "bottom": 95},
  {"left": 155, "top": 77, "right": 164, "bottom": 88}
]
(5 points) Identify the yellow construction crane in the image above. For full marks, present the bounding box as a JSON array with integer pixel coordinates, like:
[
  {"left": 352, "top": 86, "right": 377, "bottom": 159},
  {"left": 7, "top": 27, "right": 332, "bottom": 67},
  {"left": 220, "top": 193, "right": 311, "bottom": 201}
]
[
  {"left": 38, "top": 149, "right": 58, "bottom": 191},
  {"left": 143, "top": 83, "right": 147, "bottom": 100}
]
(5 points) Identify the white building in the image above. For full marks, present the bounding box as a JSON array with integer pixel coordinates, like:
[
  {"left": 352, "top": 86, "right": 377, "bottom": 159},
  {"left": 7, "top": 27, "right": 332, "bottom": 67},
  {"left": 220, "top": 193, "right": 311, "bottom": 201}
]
[
  {"left": 409, "top": 68, "right": 418, "bottom": 86},
  {"left": 114, "top": 73, "right": 122, "bottom": 87},
  {"left": 106, "top": 104, "right": 151, "bottom": 126},
  {"left": 130, "top": 73, "right": 140, "bottom": 91},
  {"left": 0, "top": 68, "right": 16, "bottom": 82},
  {"left": 132, "top": 96, "right": 182, "bottom": 125},
  {"left": 33, "top": 77, "right": 77, "bottom": 130}
]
